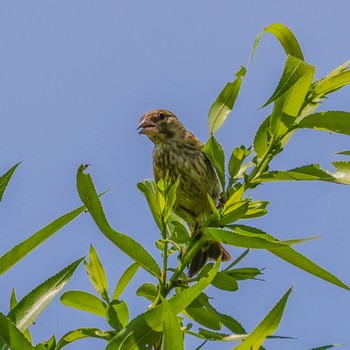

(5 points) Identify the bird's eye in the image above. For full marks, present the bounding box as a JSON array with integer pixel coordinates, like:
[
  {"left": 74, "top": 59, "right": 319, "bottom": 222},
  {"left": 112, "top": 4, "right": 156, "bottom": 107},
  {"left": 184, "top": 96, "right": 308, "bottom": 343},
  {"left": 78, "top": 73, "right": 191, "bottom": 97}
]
[{"left": 158, "top": 112, "right": 166, "bottom": 121}]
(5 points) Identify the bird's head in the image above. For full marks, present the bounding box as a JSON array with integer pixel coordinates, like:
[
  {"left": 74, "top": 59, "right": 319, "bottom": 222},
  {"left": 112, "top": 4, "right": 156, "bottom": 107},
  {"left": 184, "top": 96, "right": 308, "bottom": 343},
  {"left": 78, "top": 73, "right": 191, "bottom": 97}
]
[{"left": 138, "top": 109, "right": 185, "bottom": 143}]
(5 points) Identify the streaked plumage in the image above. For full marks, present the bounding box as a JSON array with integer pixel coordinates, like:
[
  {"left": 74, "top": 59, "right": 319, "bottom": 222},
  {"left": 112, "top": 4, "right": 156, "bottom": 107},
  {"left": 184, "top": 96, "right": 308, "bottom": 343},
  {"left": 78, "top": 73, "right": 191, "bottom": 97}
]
[{"left": 138, "top": 109, "right": 231, "bottom": 276}]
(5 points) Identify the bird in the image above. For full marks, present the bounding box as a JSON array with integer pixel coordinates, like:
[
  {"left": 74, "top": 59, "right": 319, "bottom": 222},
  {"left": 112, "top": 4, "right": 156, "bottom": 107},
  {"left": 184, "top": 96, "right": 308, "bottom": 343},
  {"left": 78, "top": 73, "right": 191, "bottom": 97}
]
[{"left": 138, "top": 109, "right": 231, "bottom": 277}]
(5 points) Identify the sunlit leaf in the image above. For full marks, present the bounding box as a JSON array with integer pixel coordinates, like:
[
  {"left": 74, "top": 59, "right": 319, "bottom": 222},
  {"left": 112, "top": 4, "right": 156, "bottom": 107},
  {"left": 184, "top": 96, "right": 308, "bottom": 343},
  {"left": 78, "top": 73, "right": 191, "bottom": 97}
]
[
  {"left": 308, "top": 345, "right": 343, "bottom": 350},
  {"left": 252, "top": 23, "right": 304, "bottom": 61},
  {"left": 137, "top": 179, "right": 162, "bottom": 230},
  {"left": 77, "top": 165, "right": 161, "bottom": 279},
  {"left": 8, "top": 258, "right": 83, "bottom": 332},
  {"left": 298, "top": 111, "right": 350, "bottom": 136},
  {"left": 234, "top": 287, "right": 292, "bottom": 349},
  {"left": 60, "top": 290, "right": 107, "bottom": 316},
  {"left": 106, "top": 300, "right": 129, "bottom": 331},
  {"left": 208, "top": 66, "right": 246, "bottom": 135},
  {"left": 84, "top": 245, "right": 109, "bottom": 301},
  {"left": 263, "top": 55, "right": 310, "bottom": 108},
  {"left": 136, "top": 283, "right": 158, "bottom": 302},
  {"left": 232, "top": 225, "right": 350, "bottom": 290},
  {"left": 0, "top": 162, "right": 21, "bottom": 203},
  {"left": 228, "top": 146, "right": 251, "bottom": 180},
  {"left": 313, "top": 60, "right": 350, "bottom": 98},
  {"left": 204, "top": 227, "right": 314, "bottom": 249},
  {"left": 205, "top": 136, "right": 225, "bottom": 189},
  {"left": 33, "top": 336, "right": 56, "bottom": 350},
  {"left": 113, "top": 262, "right": 140, "bottom": 300},
  {"left": 107, "top": 261, "right": 220, "bottom": 349},
  {"left": 0, "top": 206, "right": 85, "bottom": 276},
  {"left": 226, "top": 268, "right": 262, "bottom": 281},
  {"left": 0, "top": 312, "right": 33, "bottom": 350},
  {"left": 55, "top": 328, "right": 112, "bottom": 350},
  {"left": 161, "top": 299, "right": 184, "bottom": 350}
]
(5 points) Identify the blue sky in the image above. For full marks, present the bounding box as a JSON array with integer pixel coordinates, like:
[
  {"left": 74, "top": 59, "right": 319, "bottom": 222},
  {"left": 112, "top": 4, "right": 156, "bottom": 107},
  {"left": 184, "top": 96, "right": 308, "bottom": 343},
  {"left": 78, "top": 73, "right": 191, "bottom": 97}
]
[{"left": 0, "top": 2, "right": 349, "bottom": 349}]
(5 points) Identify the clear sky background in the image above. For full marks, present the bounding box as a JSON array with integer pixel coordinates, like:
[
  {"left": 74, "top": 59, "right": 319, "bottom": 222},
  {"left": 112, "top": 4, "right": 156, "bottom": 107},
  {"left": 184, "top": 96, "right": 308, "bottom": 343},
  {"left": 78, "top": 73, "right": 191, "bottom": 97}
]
[{"left": 0, "top": 2, "right": 349, "bottom": 350}]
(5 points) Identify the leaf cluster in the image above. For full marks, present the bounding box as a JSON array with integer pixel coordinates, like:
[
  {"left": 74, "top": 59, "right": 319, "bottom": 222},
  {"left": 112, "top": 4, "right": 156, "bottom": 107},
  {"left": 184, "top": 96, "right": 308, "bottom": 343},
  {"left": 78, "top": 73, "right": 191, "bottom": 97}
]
[{"left": 0, "top": 23, "right": 349, "bottom": 350}]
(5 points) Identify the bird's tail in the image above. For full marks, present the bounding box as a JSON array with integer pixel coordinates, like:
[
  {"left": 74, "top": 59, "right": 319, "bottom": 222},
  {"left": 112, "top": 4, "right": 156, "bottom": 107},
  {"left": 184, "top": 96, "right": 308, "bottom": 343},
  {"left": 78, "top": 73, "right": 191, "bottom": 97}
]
[{"left": 188, "top": 241, "right": 231, "bottom": 277}]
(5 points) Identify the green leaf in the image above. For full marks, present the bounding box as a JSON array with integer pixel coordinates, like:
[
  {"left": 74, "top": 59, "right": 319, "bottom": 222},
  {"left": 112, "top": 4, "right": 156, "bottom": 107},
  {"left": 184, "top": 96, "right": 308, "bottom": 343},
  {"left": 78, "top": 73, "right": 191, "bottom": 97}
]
[
  {"left": 331, "top": 161, "right": 350, "bottom": 184},
  {"left": 204, "top": 136, "right": 225, "bottom": 189},
  {"left": 313, "top": 59, "right": 350, "bottom": 98},
  {"left": 211, "top": 271, "right": 238, "bottom": 292},
  {"left": 84, "top": 245, "right": 109, "bottom": 301},
  {"left": 0, "top": 206, "right": 85, "bottom": 276},
  {"left": 8, "top": 258, "right": 83, "bottom": 332},
  {"left": 308, "top": 345, "right": 343, "bottom": 350},
  {"left": 107, "top": 261, "right": 220, "bottom": 349},
  {"left": 226, "top": 267, "right": 262, "bottom": 281},
  {"left": 234, "top": 287, "right": 292, "bottom": 349},
  {"left": 259, "top": 164, "right": 335, "bottom": 182},
  {"left": 208, "top": 66, "right": 246, "bottom": 135},
  {"left": 207, "top": 194, "right": 220, "bottom": 222},
  {"left": 77, "top": 165, "right": 161, "bottom": 279},
  {"left": 219, "top": 201, "right": 248, "bottom": 225},
  {"left": 233, "top": 225, "right": 350, "bottom": 290},
  {"left": 136, "top": 283, "right": 158, "bottom": 302},
  {"left": 259, "top": 163, "right": 350, "bottom": 186},
  {"left": 137, "top": 180, "right": 162, "bottom": 230},
  {"left": 282, "top": 62, "right": 315, "bottom": 117},
  {"left": 336, "top": 150, "right": 350, "bottom": 156},
  {"left": 60, "top": 290, "right": 107, "bottom": 316},
  {"left": 263, "top": 55, "right": 310, "bottom": 108},
  {"left": 55, "top": 328, "right": 112, "bottom": 350},
  {"left": 298, "top": 111, "right": 350, "bottom": 136},
  {"left": 0, "top": 312, "right": 33, "bottom": 350},
  {"left": 33, "top": 336, "right": 56, "bottom": 350},
  {"left": 204, "top": 228, "right": 313, "bottom": 249},
  {"left": 106, "top": 300, "right": 129, "bottom": 331},
  {"left": 185, "top": 292, "right": 245, "bottom": 334},
  {"left": 0, "top": 162, "right": 21, "bottom": 203},
  {"left": 228, "top": 146, "right": 251, "bottom": 180},
  {"left": 161, "top": 299, "right": 184, "bottom": 350},
  {"left": 244, "top": 201, "right": 269, "bottom": 219},
  {"left": 113, "top": 262, "right": 140, "bottom": 300},
  {"left": 9, "top": 290, "right": 32, "bottom": 343},
  {"left": 252, "top": 23, "right": 304, "bottom": 61}
]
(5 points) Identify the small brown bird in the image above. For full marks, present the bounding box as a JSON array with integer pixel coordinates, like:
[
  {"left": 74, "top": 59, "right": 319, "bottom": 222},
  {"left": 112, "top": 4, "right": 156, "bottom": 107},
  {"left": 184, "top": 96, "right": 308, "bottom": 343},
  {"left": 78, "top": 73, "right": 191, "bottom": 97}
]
[{"left": 138, "top": 109, "right": 231, "bottom": 277}]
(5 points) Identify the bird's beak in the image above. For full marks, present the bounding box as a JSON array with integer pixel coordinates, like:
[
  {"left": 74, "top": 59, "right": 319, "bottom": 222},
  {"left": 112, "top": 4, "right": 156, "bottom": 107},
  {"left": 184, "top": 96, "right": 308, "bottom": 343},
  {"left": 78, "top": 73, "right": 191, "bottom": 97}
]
[{"left": 137, "top": 118, "right": 157, "bottom": 135}]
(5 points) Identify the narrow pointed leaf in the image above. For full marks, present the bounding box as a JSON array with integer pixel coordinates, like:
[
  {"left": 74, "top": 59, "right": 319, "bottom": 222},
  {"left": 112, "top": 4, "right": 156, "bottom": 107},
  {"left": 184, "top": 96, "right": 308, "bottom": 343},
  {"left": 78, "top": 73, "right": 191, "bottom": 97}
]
[
  {"left": 161, "top": 299, "right": 184, "bottom": 350},
  {"left": 55, "top": 328, "right": 112, "bottom": 350},
  {"left": 33, "top": 336, "right": 56, "bottom": 350},
  {"left": 0, "top": 312, "right": 33, "bottom": 350},
  {"left": 204, "top": 136, "right": 225, "bottom": 189},
  {"left": 308, "top": 345, "right": 343, "bottom": 350},
  {"left": 0, "top": 205, "right": 85, "bottom": 276},
  {"left": 77, "top": 165, "right": 161, "bottom": 279},
  {"left": 0, "top": 162, "right": 21, "bottom": 203},
  {"left": 313, "top": 60, "right": 350, "bottom": 97},
  {"left": 252, "top": 23, "right": 303, "bottom": 61},
  {"left": 204, "top": 228, "right": 312, "bottom": 249},
  {"left": 298, "top": 111, "right": 350, "bottom": 136},
  {"left": 263, "top": 55, "right": 310, "bottom": 108},
  {"left": 8, "top": 258, "right": 84, "bottom": 332},
  {"left": 137, "top": 180, "right": 162, "bottom": 230},
  {"left": 283, "top": 63, "right": 315, "bottom": 116},
  {"left": 208, "top": 66, "right": 246, "bottom": 135},
  {"left": 60, "top": 290, "right": 107, "bottom": 316},
  {"left": 234, "top": 287, "right": 292, "bottom": 349},
  {"left": 84, "top": 245, "right": 109, "bottom": 300},
  {"left": 113, "top": 262, "right": 140, "bottom": 300},
  {"left": 233, "top": 225, "right": 350, "bottom": 290},
  {"left": 331, "top": 161, "right": 350, "bottom": 184}
]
